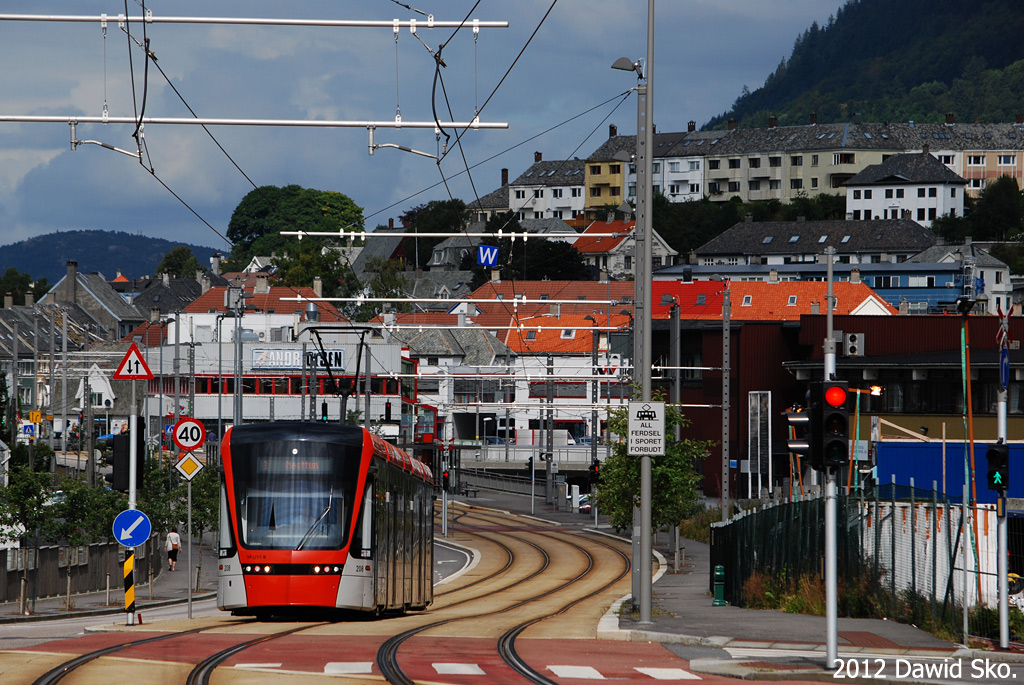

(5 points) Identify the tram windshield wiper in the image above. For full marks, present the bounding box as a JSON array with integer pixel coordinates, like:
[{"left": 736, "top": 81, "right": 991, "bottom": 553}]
[{"left": 296, "top": 486, "right": 333, "bottom": 551}]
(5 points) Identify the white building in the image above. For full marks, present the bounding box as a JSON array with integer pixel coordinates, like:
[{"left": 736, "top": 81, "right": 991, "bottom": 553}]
[
  {"left": 508, "top": 154, "right": 587, "bottom": 221},
  {"left": 845, "top": 150, "right": 966, "bottom": 228}
]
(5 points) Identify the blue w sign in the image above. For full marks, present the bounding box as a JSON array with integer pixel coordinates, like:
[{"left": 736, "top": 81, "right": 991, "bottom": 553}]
[{"left": 477, "top": 245, "right": 499, "bottom": 267}]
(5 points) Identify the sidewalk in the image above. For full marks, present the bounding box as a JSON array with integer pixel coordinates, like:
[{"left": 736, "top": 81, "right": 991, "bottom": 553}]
[
  {"left": 457, "top": 489, "right": 1024, "bottom": 681},
  {"left": 0, "top": 535, "right": 219, "bottom": 623}
]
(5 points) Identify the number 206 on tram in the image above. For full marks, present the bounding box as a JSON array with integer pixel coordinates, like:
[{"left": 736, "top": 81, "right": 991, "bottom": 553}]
[{"left": 217, "top": 422, "right": 435, "bottom": 617}]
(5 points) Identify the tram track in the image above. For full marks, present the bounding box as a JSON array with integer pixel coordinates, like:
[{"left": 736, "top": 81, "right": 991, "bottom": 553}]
[
  {"left": 376, "top": 503, "right": 631, "bottom": 684},
  {"left": 26, "top": 502, "right": 630, "bottom": 684}
]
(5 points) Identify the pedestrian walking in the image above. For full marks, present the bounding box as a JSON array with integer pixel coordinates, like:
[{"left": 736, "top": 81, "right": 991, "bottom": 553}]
[{"left": 166, "top": 527, "right": 181, "bottom": 571}]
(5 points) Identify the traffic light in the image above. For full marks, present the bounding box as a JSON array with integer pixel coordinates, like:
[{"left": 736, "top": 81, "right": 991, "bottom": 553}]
[
  {"left": 526, "top": 456, "right": 534, "bottom": 474},
  {"left": 821, "top": 380, "right": 850, "bottom": 469},
  {"left": 589, "top": 459, "right": 600, "bottom": 484},
  {"left": 106, "top": 431, "right": 145, "bottom": 492},
  {"left": 785, "top": 405, "right": 816, "bottom": 469},
  {"left": 986, "top": 441, "right": 1009, "bottom": 493},
  {"left": 320, "top": 401, "right": 329, "bottom": 422},
  {"left": 442, "top": 467, "right": 451, "bottom": 491}
]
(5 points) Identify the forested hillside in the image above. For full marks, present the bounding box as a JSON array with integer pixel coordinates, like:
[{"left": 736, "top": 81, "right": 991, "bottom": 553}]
[{"left": 707, "top": 0, "right": 1024, "bottom": 129}]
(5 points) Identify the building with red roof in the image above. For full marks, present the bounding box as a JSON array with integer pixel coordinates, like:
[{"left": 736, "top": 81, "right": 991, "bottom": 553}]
[{"left": 572, "top": 219, "right": 678, "bottom": 280}]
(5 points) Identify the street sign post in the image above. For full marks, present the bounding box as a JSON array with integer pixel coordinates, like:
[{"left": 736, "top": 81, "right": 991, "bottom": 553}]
[
  {"left": 175, "top": 452, "right": 205, "bottom": 481},
  {"left": 112, "top": 509, "right": 152, "bottom": 548},
  {"left": 172, "top": 417, "right": 206, "bottom": 452},
  {"left": 628, "top": 401, "right": 665, "bottom": 456},
  {"left": 113, "top": 343, "right": 154, "bottom": 380}
]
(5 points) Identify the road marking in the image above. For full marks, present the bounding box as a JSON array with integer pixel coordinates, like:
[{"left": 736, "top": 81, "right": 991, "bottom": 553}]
[
  {"left": 325, "top": 662, "right": 373, "bottom": 674},
  {"left": 433, "top": 662, "right": 486, "bottom": 675},
  {"left": 233, "top": 663, "right": 281, "bottom": 669},
  {"left": 549, "top": 665, "right": 605, "bottom": 679},
  {"left": 636, "top": 667, "right": 702, "bottom": 680}
]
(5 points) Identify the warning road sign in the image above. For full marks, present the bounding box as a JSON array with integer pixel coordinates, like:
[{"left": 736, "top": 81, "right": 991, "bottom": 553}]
[{"left": 113, "top": 343, "right": 154, "bottom": 380}]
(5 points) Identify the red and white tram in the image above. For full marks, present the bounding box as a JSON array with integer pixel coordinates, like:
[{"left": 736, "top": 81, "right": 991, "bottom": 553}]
[{"left": 217, "top": 422, "right": 434, "bottom": 617}]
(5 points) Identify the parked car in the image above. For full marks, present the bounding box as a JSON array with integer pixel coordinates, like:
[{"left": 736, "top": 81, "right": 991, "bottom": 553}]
[
  {"left": 576, "top": 436, "right": 603, "bottom": 446},
  {"left": 484, "top": 436, "right": 506, "bottom": 445}
]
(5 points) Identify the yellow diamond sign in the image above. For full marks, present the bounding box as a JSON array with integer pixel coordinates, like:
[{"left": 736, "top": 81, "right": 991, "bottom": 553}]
[{"left": 175, "top": 452, "right": 205, "bottom": 481}]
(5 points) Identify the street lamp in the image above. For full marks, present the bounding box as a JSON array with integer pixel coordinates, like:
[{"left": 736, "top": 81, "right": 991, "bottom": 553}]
[{"left": 611, "top": 0, "right": 655, "bottom": 626}]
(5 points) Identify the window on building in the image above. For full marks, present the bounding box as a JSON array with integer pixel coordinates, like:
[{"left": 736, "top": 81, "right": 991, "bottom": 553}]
[
  {"left": 689, "top": 183, "right": 700, "bottom": 194},
  {"left": 769, "top": 180, "right": 781, "bottom": 190},
  {"left": 874, "top": 276, "right": 899, "bottom": 288},
  {"left": 787, "top": 295, "right": 798, "bottom": 306},
  {"left": 917, "top": 208, "right": 925, "bottom": 221},
  {"left": 790, "top": 178, "right": 803, "bottom": 190},
  {"left": 611, "top": 187, "right": 621, "bottom": 196},
  {"left": 968, "top": 155, "right": 985, "bottom": 166},
  {"left": 571, "top": 187, "right": 582, "bottom": 197},
  {"left": 769, "top": 156, "right": 782, "bottom": 167},
  {"left": 853, "top": 190, "right": 862, "bottom": 199},
  {"left": 590, "top": 165, "right": 601, "bottom": 174},
  {"left": 652, "top": 162, "right": 661, "bottom": 173},
  {"left": 590, "top": 187, "right": 601, "bottom": 197},
  {"left": 842, "top": 235, "right": 851, "bottom": 243},
  {"left": 908, "top": 275, "right": 936, "bottom": 287},
  {"left": 560, "top": 329, "right": 575, "bottom": 339},
  {"left": 689, "top": 160, "right": 700, "bottom": 171},
  {"left": 791, "top": 155, "right": 803, "bottom": 166},
  {"left": 609, "top": 164, "right": 621, "bottom": 174},
  {"left": 552, "top": 210, "right": 563, "bottom": 219},
  {"left": 534, "top": 189, "right": 544, "bottom": 198},
  {"left": 762, "top": 236, "right": 773, "bottom": 244},
  {"left": 811, "top": 154, "right": 819, "bottom": 166},
  {"left": 928, "top": 187, "right": 937, "bottom": 197},
  {"left": 728, "top": 181, "right": 740, "bottom": 192},
  {"left": 969, "top": 178, "right": 985, "bottom": 190},
  {"left": 951, "top": 188, "right": 957, "bottom": 197},
  {"left": 749, "top": 180, "right": 761, "bottom": 191},
  {"left": 668, "top": 162, "right": 680, "bottom": 172},
  {"left": 999, "top": 155, "right": 1016, "bottom": 166},
  {"left": 708, "top": 159, "right": 720, "bottom": 170},
  {"left": 896, "top": 188, "right": 904, "bottom": 198},
  {"left": 833, "top": 153, "right": 855, "bottom": 165},
  {"left": 864, "top": 189, "right": 873, "bottom": 199},
  {"left": 852, "top": 210, "right": 861, "bottom": 220},
  {"left": 516, "top": 212, "right": 526, "bottom": 220},
  {"left": 939, "top": 155, "right": 954, "bottom": 165},
  {"left": 812, "top": 178, "right": 819, "bottom": 188},
  {"left": 652, "top": 256, "right": 662, "bottom": 267},
  {"left": 708, "top": 182, "right": 721, "bottom": 193},
  {"left": 515, "top": 189, "right": 526, "bottom": 199},
  {"left": 918, "top": 188, "right": 926, "bottom": 198},
  {"left": 928, "top": 208, "right": 937, "bottom": 220},
  {"left": 552, "top": 188, "right": 563, "bottom": 198},
  {"left": 728, "top": 158, "right": 741, "bottom": 169},
  {"left": 749, "top": 157, "right": 761, "bottom": 168},
  {"left": 741, "top": 295, "right": 753, "bottom": 306},
  {"left": 652, "top": 185, "right": 660, "bottom": 195},
  {"left": 526, "top": 331, "right": 536, "bottom": 340},
  {"left": 624, "top": 255, "right": 632, "bottom": 269},
  {"left": 789, "top": 235, "right": 800, "bottom": 243},
  {"left": 885, "top": 189, "right": 894, "bottom": 199}
]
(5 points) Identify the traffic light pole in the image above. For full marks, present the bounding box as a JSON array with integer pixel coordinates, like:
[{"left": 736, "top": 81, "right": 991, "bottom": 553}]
[
  {"left": 998, "top": 386, "right": 1008, "bottom": 649},
  {"left": 824, "top": 247, "right": 838, "bottom": 671}
]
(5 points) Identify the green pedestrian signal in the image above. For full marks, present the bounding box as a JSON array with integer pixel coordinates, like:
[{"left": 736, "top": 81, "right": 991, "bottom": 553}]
[{"left": 986, "top": 442, "right": 1009, "bottom": 494}]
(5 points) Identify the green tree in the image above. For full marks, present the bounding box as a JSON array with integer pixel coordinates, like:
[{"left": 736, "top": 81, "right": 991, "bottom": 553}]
[
  {"left": 47, "top": 476, "right": 125, "bottom": 546},
  {"left": 227, "top": 185, "right": 364, "bottom": 263},
  {"left": 349, "top": 257, "right": 411, "bottom": 322},
  {"left": 594, "top": 399, "right": 713, "bottom": 532},
  {"left": 0, "top": 268, "right": 48, "bottom": 307},
  {"left": 184, "top": 467, "right": 219, "bottom": 590},
  {"left": 272, "top": 239, "right": 359, "bottom": 301},
  {"left": 156, "top": 246, "right": 202, "bottom": 278},
  {"left": 399, "top": 199, "right": 469, "bottom": 269}
]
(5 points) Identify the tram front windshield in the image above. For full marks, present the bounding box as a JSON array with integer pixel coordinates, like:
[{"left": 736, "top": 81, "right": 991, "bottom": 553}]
[{"left": 229, "top": 439, "right": 360, "bottom": 550}]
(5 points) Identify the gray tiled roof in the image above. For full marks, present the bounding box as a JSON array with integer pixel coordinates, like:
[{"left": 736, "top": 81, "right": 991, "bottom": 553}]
[
  {"left": 350, "top": 228, "right": 405, "bottom": 281},
  {"left": 405, "top": 270, "right": 476, "bottom": 301},
  {"left": 131, "top": 277, "right": 205, "bottom": 315},
  {"left": 405, "top": 327, "right": 513, "bottom": 366},
  {"left": 467, "top": 184, "right": 510, "bottom": 210},
  {"left": 77, "top": 272, "right": 145, "bottom": 322},
  {"left": 518, "top": 218, "right": 577, "bottom": 234},
  {"left": 846, "top": 151, "right": 966, "bottom": 186},
  {"left": 695, "top": 219, "right": 938, "bottom": 256},
  {"left": 907, "top": 242, "right": 1007, "bottom": 268},
  {"left": 510, "top": 160, "right": 586, "bottom": 187}
]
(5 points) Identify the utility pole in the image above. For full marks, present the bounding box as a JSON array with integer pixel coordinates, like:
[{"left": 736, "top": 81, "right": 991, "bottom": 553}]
[
  {"left": 545, "top": 355, "right": 554, "bottom": 505},
  {"left": 824, "top": 246, "right": 838, "bottom": 670},
  {"left": 722, "top": 285, "right": 731, "bottom": 517}
]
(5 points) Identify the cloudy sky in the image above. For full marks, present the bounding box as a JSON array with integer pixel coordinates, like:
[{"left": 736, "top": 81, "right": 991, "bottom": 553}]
[{"left": 0, "top": 0, "right": 842, "bottom": 263}]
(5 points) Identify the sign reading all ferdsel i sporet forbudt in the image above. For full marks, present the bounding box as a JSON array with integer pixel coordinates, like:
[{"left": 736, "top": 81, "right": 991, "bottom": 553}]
[{"left": 628, "top": 401, "right": 665, "bottom": 456}]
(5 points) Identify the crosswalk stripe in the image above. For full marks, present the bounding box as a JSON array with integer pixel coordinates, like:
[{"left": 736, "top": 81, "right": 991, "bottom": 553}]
[
  {"left": 549, "top": 665, "right": 605, "bottom": 679},
  {"left": 324, "top": 662, "right": 374, "bottom": 674},
  {"left": 635, "top": 666, "right": 702, "bottom": 680},
  {"left": 433, "top": 663, "right": 486, "bottom": 675}
]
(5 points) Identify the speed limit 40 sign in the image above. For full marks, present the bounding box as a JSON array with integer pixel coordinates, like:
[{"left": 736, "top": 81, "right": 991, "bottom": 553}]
[{"left": 172, "top": 417, "right": 207, "bottom": 452}]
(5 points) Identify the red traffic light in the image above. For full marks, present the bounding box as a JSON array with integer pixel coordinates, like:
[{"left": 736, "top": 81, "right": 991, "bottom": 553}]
[{"left": 824, "top": 385, "right": 848, "bottom": 407}]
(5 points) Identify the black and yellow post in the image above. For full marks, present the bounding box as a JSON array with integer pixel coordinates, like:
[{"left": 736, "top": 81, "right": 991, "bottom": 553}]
[{"left": 124, "top": 548, "right": 136, "bottom": 625}]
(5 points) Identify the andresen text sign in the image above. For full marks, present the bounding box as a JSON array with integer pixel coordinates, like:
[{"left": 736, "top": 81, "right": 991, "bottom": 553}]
[{"left": 628, "top": 401, "right": 665, "bottom": 456}]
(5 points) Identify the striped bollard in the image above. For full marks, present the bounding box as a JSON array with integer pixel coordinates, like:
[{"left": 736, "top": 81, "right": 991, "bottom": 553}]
[{"left": 124, "top": 548, "right": 136, "bottom": 625}]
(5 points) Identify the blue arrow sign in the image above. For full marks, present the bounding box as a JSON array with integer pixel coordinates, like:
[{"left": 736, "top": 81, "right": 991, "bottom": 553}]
[{"left": 112, "top": 509, "right": 152, "bottom": 548}]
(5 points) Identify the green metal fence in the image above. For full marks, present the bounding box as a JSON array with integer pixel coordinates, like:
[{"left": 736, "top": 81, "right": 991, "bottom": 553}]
[{"left": 710, "top": 482, "right": 1016, "bottom": 646}]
